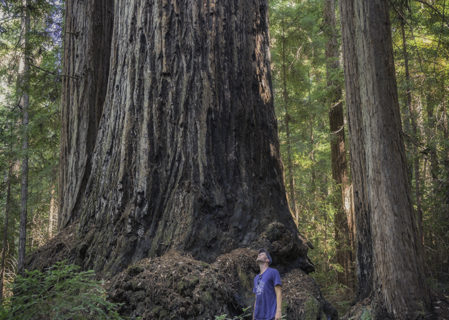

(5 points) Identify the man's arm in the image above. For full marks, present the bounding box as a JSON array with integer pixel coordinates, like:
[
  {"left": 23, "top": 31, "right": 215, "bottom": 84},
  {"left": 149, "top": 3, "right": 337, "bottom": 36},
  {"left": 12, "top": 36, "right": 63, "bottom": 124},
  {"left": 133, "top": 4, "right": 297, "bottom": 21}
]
[{"left": 275, "top": 285, "right": 282, "bottom": 320}]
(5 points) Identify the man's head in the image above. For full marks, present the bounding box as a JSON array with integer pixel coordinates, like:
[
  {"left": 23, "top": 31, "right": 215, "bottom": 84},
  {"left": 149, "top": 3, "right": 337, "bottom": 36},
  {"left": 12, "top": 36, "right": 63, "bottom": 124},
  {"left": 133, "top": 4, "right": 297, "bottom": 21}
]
[{"left": 256, "top": 248, "right": 272, "bottom": 265}]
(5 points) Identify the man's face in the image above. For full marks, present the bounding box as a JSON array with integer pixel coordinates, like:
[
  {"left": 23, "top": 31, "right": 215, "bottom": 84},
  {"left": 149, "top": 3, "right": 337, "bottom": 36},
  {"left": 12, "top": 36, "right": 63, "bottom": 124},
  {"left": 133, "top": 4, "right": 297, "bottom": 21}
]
[{"left": 256, "top": 252, "right": 269, "bottom": 264}]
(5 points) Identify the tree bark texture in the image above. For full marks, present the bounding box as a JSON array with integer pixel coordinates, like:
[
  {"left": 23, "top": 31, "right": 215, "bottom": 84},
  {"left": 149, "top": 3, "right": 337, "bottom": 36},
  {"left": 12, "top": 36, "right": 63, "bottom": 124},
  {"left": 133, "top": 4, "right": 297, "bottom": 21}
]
[
  {"left": 58, "top": 0, "right": 114, "bottom": 229},
  {"left": 340, "top": 0, "right": 431, "bottom": 318},
  {"left": 59, "top": 0, "right": 312, "bottom": 276},
  {"left": 17, "top": 0, "right": 30, "bottom": 275},
  {"left": 323, "top": 0, "right": 354, "bottom": 290},
  {"left": 339, "top": 0, "right": 373, "bottom": 301},
  {"left": 0, "top": 164, "right": 12, "bottom": 301}
]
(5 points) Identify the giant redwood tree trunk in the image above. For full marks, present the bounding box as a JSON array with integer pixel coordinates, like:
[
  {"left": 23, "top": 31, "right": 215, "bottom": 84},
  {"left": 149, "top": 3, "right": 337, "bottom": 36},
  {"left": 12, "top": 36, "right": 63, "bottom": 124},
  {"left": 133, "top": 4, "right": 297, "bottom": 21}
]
[
  {"left": 340, "top": 0, "right": 431, "bottom": 318},
  {"left": 57, "top": 0, "right": 312, "bottom": 278}
]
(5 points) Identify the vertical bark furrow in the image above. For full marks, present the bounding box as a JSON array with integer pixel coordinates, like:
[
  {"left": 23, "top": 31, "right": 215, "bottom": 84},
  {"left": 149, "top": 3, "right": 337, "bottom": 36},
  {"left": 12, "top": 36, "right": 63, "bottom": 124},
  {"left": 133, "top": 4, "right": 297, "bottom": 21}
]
[
  {"left": 341, "top": 0, "right": 431, "bottom": 318},
  {"left": 340, "top": 0, "right": 373, "bottom": 300},
  {"left": 58, "top": 0, "right": 309, "bottom": 276},
  {"left": 59, "top": 0, "right": 114, "bottom": 229}
]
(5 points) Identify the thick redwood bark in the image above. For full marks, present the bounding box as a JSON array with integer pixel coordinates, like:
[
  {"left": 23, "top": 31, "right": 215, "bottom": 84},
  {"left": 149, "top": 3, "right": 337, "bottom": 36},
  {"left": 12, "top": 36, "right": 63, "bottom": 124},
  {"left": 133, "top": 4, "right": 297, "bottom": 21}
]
[
  {"left": 340, "top": 0, "right": 373, "bottom": 301},
  {"left": 58, "top": 0, "right": 114, "bottom": 229},
  {"left": 323, "top": 0, "right": 354, "bottom": 290},
  {"left": 340, "top": 0, "right": 431, "bottom": 318},
  {"left": 59, "top": 0, "right": 312, "bottom": 277}
]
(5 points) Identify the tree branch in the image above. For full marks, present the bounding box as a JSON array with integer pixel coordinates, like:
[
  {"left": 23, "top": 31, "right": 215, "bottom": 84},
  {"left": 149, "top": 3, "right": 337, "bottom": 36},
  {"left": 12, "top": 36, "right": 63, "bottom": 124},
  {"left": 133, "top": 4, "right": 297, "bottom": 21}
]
[
  {"left": 415, "top": 0, "right": 449, "bottom": 28},
  {"left": 29, "top": 63, "right": 79, "bottom": 80}
]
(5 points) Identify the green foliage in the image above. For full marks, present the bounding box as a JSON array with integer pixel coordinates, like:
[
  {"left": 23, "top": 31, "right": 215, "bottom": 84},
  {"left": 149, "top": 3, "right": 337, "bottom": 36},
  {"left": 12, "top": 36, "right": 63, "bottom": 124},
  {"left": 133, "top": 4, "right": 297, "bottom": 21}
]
[
  {"left": 0, "top": 0, "right": 62, "bottom": 269},
  {"left": 0, "top": 261, "right": 124, "bottom": 320},
  {"left": 214, "top": 306, "right": 252, "bottom": 320},
  {"left": 214, "top": 306, "right": 287, "bottom": 320},
  {"left": 270, "top": 0, "right": 343, "bottom": 299},
  {"left": 389, "top": 0, "right": 449, "bottom": 288}
]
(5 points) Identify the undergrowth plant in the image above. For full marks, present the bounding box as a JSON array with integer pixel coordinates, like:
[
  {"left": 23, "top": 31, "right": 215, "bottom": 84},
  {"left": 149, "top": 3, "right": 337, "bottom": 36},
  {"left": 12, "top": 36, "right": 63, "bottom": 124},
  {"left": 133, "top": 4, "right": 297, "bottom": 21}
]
[
  {"left": 0, "top": 260, "right": 124, "bottom": 320},
  {"left": 215, "top": 306, "right": 287, "bottom": 320},
  {"left": 215, "top": 306, "right": 252, "bottom": 320}
]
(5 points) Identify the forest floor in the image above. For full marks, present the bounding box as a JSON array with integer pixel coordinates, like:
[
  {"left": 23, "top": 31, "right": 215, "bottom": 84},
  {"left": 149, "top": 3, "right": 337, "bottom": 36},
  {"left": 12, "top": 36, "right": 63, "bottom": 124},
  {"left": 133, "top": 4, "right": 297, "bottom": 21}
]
[
  {"left": 105, "top": 248, "right": 337, "bottom": 319},
  {"left": 26, "top": 223, "right": 338, "bottom": 319},
  {"left": 25, "top": 226, "right": 449, "bottom": 319}
]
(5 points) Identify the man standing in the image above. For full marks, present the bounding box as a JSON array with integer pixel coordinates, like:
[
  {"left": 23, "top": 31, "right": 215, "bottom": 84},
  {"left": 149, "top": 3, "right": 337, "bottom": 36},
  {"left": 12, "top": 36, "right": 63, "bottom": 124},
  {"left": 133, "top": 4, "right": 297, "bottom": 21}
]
[{"left": 253, "top": 249, "right": 282, "bottom": 320}]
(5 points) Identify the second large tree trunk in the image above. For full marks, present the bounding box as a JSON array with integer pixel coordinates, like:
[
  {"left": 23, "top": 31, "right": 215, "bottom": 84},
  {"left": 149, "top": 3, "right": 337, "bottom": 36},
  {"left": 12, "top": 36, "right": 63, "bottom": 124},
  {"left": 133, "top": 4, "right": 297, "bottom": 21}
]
[
  {"left": 57, "top": 0, "right": 312, "bottom": 277},
  {"left": 340, "top": 0, "right": 431, "bottom": 318}
]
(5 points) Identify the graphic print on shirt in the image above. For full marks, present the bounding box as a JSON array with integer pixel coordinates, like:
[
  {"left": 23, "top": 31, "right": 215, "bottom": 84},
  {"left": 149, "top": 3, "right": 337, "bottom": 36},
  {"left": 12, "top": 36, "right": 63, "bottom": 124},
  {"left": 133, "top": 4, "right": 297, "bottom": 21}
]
[{"left": 256, "top": 279, "right": 265, "bottom": 296}]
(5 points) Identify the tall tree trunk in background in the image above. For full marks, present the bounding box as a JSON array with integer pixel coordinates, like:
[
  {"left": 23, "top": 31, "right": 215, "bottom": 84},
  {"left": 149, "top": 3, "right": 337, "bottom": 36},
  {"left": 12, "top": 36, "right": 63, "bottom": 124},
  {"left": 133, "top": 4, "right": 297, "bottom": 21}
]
[
  {"left": 309, "top": 120, "right": 317, "bottom": 196},
  {"left": 340, "top": 0, "right": 431, "bottom": 318},
  {"left": 56, "top": 0, "right": 313, "bottom": 277},
  {"left": 0, "top": 164, "right": 12, "bottom": 301},
  {"left": 48, "top": 185, "right": 57, "bottom": 238},
  {"left": 441, "top": 79, "right": 449, "bottom": 204},
  {"left": 308, "top": 83, "right": 317, "bottom": 198},
  {"left": 323, "top": 0, "right": 354, "bottom": 290},
  {"left": 17, "top": 0, "right": 30, "bottom": 275},
  {"left": 281, "top": 24, "right": 298, "bottom": 223},
  {"left": 400, "top": 18, "right": 423, "bottom": 243},
  {"left": 425, "top": 93, "right": 439, "bottom": 183}
]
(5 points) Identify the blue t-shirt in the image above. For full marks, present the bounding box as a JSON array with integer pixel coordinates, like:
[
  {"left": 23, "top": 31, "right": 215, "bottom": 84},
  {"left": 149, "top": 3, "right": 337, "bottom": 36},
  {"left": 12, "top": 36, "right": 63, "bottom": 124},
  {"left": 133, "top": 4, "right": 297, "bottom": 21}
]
[{"left": 253, "top": 267, "right": 282, "bottom": 320}]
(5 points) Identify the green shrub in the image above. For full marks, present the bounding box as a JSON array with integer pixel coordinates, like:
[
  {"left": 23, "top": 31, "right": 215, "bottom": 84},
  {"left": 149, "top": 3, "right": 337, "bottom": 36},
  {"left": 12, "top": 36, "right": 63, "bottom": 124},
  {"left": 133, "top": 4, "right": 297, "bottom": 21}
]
[
  {"left": 215, "top": 306, "right": 252, "bottom": 320},
  {"left": 214, "top": 306, "right": 287, "bottom": 320},
  {"left": 0, "top": 260, "right": 124, "bottom": 320}
]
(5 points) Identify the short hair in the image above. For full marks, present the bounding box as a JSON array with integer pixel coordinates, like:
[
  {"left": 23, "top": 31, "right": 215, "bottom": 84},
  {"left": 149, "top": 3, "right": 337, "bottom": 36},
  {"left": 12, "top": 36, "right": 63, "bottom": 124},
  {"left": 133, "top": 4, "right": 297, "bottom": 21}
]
[{"left": 258, "top": 248, "right": 272, "bottom": 264}]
